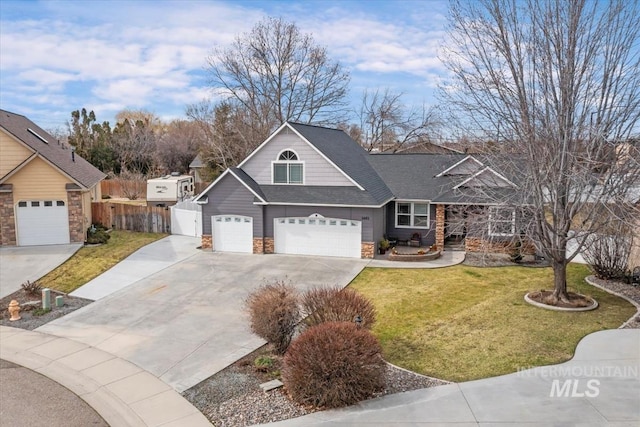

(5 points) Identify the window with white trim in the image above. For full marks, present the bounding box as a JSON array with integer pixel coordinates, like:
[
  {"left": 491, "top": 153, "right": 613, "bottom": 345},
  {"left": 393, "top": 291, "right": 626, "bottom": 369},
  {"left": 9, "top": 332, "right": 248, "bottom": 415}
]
[
  {"left": 395, "top": 202, "right": 430, "bottom": 228},
  {"left": 488, "top": 207, "right": 516, "bottom": 236},
  {"left": 273, "top": 149, "right": 303, "bottom": 184}
]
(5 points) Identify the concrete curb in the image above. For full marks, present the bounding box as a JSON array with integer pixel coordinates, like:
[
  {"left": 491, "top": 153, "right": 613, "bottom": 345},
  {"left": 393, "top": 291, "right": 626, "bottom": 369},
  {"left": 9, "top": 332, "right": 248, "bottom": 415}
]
[{"left": 0, "top": 326, "right": 211, "bottom": 427}]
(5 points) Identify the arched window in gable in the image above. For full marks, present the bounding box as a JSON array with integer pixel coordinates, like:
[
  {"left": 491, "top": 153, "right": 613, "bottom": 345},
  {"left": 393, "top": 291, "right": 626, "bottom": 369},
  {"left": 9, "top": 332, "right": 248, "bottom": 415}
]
[{"left": 273, "top": 149, "right": 303, "bottom": 184}]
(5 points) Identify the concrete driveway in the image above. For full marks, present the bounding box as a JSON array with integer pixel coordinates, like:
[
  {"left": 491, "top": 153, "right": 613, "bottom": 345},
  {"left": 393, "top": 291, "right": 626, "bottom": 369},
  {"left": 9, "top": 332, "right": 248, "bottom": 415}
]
[
  {"left": 0, "top": 244, "right": 82, "bottom": 298},
  {"left": 36, "top": 252, "right": 368, "bottom": 392}
]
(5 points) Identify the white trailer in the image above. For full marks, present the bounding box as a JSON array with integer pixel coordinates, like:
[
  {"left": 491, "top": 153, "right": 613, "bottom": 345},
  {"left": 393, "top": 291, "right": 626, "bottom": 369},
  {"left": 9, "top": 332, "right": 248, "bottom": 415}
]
[{"left": 146, "top": 174, "right": 194, "bottom": 206}]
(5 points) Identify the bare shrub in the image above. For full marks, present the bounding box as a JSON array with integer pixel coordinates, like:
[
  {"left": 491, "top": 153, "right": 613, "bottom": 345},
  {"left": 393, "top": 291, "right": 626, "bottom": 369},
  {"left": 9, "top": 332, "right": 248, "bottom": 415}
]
[
  {"left": 583, "top": 234, "right": 633, "bottom": 281},
  {"left": 116, "top": 170, "right": 146, "bottom": 200},
  {"left": 21, "top": 280, "right": 42, "bottom": 297},
  {"left": 282, "top": 321, "right": 385, "bottom": 408},
  {"left": 301, "top": 286, "right": 376, "bottom": 329},
  {"left": 245, "top": 281, "right": 300, "bottom": 354}
]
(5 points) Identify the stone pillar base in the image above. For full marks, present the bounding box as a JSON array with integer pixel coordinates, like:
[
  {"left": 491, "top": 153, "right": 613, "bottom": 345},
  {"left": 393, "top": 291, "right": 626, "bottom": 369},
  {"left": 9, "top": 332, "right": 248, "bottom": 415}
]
[
  {"left": 253, "top": 238, "right": 264, "bottom": 254},
  {"left": 264, "top": 237, "right": 274, "bottom": 254},
  {"left": 361, "top": 242, "right": 374, "bottom": 259}
]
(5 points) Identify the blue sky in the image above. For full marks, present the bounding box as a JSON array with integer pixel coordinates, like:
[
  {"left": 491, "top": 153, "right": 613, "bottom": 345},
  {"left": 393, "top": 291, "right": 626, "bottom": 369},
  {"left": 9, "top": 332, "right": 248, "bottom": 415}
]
[{"left": 0, "top": 0, "right": 450, "bottom": 130}]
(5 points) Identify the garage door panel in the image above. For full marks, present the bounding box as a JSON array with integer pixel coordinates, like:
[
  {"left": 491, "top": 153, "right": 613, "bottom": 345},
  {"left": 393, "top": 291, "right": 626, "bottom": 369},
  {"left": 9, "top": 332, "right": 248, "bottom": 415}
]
[
  {"left": 16, "top": 200, "right": 70, "bottom": 246},
  {"left": 212, "top": 215, "right": 253, "bottom": 253},
  {"left": 274, "top": 217, "right": 361, "bottom": 258}
]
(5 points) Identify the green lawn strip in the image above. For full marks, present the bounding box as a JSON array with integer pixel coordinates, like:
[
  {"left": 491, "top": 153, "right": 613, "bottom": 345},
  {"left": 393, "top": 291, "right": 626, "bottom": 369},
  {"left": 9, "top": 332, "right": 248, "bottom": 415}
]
[
  {"left": 39, "top": 231, "right": 167, "bottom": 293},
  {"left": 351, "top": 264, "right": 635, "bottom": 382}
]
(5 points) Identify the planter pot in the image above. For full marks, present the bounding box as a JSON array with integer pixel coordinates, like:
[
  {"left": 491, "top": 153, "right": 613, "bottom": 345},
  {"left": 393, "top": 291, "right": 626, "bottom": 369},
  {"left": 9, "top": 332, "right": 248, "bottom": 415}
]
[{"left": 378, "top": 248, "right": 387, "bottom": 255}]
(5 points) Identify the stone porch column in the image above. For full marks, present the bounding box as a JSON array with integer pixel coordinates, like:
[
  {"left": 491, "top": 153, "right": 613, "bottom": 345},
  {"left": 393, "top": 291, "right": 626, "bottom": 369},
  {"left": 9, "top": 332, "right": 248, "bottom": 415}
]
[{"left": 436, "top": 204, "right": 445, "bottom": 250}]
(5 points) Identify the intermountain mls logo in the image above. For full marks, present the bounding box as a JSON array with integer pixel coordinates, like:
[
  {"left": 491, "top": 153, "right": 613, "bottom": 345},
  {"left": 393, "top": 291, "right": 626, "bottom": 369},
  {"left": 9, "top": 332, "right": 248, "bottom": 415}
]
[
  {"left": 516, "top": 365, "right": 639, "bottom": 398},
  {"left": 550, "top": 378, "right": 600, "bottom": 398}
]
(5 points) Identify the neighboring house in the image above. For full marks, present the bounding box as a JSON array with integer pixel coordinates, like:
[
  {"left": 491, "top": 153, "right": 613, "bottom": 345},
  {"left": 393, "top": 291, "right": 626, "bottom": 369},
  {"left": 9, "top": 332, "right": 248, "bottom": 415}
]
[
  {"left": 195, "top": 122, "right": 528, "bottom": 259},
  {"left": 189, "top": 154, "right": 206, "bottom": 184},
  {"left": 393, "top": 141, "right": 462, "bottom": 154},
  {"left": 0, "top": 110, "right": 106, "bottom": 246}
]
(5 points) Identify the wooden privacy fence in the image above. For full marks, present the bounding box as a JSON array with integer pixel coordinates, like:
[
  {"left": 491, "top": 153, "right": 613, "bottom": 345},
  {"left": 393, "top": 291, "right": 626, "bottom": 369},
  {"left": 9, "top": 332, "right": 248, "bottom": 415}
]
[
  {"left": 102, "top": 180, "right": 209, "bottom": 199},
  {"left": 101, "top": 180, "right": 146, "bottom": 199},
  {"left": 92, "top": 202, "right": 171, "bottom": 233}
]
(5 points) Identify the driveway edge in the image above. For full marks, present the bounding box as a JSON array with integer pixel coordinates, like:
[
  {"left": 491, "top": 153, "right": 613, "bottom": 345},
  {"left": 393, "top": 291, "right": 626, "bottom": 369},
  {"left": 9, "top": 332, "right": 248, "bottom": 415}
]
[{"left": 0, "top": 326, "right": 211, "bottom": 427}]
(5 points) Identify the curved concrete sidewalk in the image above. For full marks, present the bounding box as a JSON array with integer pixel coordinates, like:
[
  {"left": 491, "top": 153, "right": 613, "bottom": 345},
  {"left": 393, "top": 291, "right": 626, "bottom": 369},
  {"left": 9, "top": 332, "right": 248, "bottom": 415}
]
[
  {"left": 367, "top": 250, "right": 465, "bottom": 268},
  {"left": 261, "top": 329, "right": 640, "bottom": 426},
  {"left": 0, "top": 325, "right": 210, "bottom": 427}
]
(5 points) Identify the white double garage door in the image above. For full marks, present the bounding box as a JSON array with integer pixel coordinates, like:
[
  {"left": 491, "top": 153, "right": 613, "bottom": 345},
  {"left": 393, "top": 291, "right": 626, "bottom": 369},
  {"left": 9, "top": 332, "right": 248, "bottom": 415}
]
[{"left": 212, "top": 215, "right": 361, "bottom": 258}]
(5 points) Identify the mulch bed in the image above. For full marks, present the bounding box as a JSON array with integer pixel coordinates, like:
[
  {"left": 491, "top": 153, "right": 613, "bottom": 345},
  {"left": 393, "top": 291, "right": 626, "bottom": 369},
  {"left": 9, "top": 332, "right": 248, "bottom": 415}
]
[
  {"left": 0, "top": 289, "right": 93, "bottom": 331},
  {"left": 526, "top": 290, "right": 595, "bottom": 308}
]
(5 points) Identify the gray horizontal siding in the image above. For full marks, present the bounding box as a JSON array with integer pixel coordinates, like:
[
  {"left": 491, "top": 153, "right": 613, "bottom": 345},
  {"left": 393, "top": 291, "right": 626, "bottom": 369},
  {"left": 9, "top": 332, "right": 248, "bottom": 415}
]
[
  {"left": 384, "top": 202, "right": 437, "bottom": 246},
  {"left": 201, "top": 173, "right": 263, "bottom": 237},
  {"left": 241, "top": 129, "right": 353, "bottom": 186},
  {"left": 264, "top": 205, "right": 380, "bottom": 242}
]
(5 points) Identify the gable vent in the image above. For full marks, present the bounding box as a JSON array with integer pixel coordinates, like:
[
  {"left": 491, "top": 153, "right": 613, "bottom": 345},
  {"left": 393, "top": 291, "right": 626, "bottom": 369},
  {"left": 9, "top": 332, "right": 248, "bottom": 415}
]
[{"left": 28, "top": 128, "right": 48, "bottom": 144}]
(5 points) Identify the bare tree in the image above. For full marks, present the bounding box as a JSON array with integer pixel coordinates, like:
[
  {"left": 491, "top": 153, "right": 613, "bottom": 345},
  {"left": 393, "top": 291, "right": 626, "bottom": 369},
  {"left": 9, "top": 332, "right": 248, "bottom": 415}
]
[
  {"left": 442, "top": 0, "right": 640, "bottom": 302},
  {"left": 112, "top": 117, "right": 157, "bottom": 175},
  {"left": 356, "top": 88, "right": 441, "bottom": 152},
  {"left": 206, "top": 17, "right": 350, "bottom": 143},
  {"left": 186, "top": 100, "right": 268, "bottom": 172},
  {"left": 154, "top": 119, "right": 203, "bottom": 174}
]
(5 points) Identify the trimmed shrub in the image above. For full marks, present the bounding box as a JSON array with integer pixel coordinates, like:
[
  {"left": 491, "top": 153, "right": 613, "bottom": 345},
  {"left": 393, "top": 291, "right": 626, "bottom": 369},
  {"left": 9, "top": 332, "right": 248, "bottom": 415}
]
[
  {"left": 301, "top": 286, "right": 376, "bottom": 329},
  {"left": 86, "top": 223, "right": 110, "bottom": 244},
  {"left": 282, "top": 321, "right": 386, "bottom": 408},
  {"left": 245, "top": 281, "right": 300, "bottom": 354}
]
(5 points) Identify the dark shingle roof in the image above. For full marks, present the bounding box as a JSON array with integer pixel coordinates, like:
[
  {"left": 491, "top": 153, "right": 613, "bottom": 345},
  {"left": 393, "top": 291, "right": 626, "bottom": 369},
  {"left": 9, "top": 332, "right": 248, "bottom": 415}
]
[
  {"left": 259, "top": 185, "right": 381, "bottom": 206},
  {"left": 367, "top": 153, "right": 520, "bottom": 203},
  {"left": 230, "top": 167, "right": 266, "bottom": 201},
  {"left": 288, "top": 123, "right": 394, "bottom": 205},
  {"left": 0, "top": 109, "right": 105, "bottom": 188}
]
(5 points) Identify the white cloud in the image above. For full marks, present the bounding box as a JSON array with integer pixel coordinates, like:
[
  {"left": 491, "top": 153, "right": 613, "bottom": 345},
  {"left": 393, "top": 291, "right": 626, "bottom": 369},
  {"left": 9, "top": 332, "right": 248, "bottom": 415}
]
[{"left": 0, "top": 0, "right": 450, "bottom": 128}]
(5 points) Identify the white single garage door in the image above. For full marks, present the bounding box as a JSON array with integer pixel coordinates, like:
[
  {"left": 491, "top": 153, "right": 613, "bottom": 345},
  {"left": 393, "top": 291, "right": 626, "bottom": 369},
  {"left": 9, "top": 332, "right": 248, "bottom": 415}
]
[
  {"left": 16, "top": 200, "right": 70, "bottom": 246},
  {"left": 212, "top": 215, "right": 253, "bottom": 253},
  {"left": 274, "top": 217, "right": 361, "bottom": 258}
]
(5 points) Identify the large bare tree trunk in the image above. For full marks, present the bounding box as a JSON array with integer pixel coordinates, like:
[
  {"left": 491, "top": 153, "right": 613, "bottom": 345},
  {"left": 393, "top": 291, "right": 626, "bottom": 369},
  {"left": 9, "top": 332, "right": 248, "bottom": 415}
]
[{"left": 551, "top": 260, "right": 570, "bottom": 303}]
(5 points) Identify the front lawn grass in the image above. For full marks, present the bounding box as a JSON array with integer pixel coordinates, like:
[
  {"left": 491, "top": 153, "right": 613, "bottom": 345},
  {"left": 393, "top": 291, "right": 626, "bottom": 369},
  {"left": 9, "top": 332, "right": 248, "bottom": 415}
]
[
  {"left": 351, "top": 263, "right": 635, "bottom": 382},
  {"left": 39, "top": 231, "right": 166, "bottom": 293}
]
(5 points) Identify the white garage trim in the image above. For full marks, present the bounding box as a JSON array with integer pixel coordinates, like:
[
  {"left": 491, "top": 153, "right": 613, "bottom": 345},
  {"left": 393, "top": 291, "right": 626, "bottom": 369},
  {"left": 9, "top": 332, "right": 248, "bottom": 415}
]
[
  {"left": 212, "top": 215, "right": 253, "bottom": 253},
  {"left": 274, "top": 216, "right": 361, "bottom": 258},
  {"left": 16, "top": 200, "right": 70, "bottom": 246}
]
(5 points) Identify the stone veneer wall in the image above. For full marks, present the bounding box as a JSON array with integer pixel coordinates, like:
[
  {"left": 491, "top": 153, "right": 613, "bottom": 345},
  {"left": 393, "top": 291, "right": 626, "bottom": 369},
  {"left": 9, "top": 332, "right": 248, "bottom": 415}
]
[
  {"left": 264, "top": 237, "right": 274, "bottom": 254},
  {"left": 253, "top": 238, "right": 264, "bottom": 254},
  {"left": 435, "top": 204, "right": 445, "bottom": 250},
  {"left": 0, "top": 189, "right": 16, "bottom": 245},
  {"left": 201, "top": 234, "right": 212, "bottom": 249},
  {"left": 361, "top": 242, "right": 374, "bottom": 259},
  {"left": 67, "top": 190, "right": 85, "bottom": 243},
  {"left": 465, "top": 237, "right": 536, "bottom": 255}
]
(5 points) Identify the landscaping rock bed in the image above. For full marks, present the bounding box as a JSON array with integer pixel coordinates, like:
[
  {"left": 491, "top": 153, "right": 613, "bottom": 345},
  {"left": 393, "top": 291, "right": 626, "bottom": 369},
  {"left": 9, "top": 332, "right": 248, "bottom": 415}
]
[
  {"left": 586, "top": 276, "right": 640, "bottom": 329},
  {"left": 0, "top": 289, "right": 92, "bottom": 331},
  {"left": 463, "top": 252, "right": 549, "bottom": 267},
  {"left": 183, "top": 345, "right": 449, "bottom": 427}
]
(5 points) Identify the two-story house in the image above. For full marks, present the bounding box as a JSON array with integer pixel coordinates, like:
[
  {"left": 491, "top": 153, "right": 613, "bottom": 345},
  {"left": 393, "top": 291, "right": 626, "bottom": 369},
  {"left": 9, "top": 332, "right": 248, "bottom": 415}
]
[{"left": 196, "top": 122, "right": 528, "bottom": 258}]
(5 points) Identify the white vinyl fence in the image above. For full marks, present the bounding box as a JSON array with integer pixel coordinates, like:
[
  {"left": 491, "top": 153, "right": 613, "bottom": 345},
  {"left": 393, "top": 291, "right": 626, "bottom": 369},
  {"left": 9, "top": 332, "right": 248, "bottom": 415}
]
[{"left": 171, "top": 200, "right": 202, "bottom": 237}]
